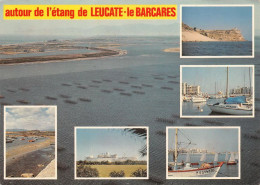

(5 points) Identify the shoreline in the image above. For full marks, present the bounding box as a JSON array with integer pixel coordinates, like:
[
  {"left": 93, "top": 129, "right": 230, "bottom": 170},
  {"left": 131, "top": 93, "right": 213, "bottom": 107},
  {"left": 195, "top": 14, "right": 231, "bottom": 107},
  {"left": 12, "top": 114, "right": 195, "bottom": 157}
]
[
  {"left": 182, "top": 40, "right": 250, "bottom": 43},
  {"left": 0, "top": 49, "right": 126, "bottom": 66},
  {"left": 0, "top": 39, "right": 127, "bottom": 65},
  {"left": 0, "top": 48, "right": 126, "bottom": 65},
  {"left": 163, "top": 48, "right": 180, "bottom": 53},
  {"left": 6, "top": 145, "right": 55, "bottom": 178},
  {"left": 6, "top": 136, "right": 55, "bottom": 160}
]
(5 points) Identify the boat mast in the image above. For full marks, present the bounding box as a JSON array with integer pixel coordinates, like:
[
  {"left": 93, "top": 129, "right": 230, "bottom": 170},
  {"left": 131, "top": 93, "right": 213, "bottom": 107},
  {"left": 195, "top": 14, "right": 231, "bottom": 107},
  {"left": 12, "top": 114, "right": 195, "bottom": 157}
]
[
  {"left": 249, "top": 67, "right": 251, "bottom": 96},
  {"left": 174, "top": 128, "right": 178, "bottom": 170},
  {"left": 226, "top": 67, "right": 229, "bottom": 98},
  {"left": 215, "top": 82, "right": 216, "bottom": 96}
]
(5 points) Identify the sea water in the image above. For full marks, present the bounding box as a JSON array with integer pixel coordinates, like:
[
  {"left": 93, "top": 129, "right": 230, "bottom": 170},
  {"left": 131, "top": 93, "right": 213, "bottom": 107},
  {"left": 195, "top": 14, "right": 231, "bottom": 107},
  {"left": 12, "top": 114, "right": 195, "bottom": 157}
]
[{"left": 182, "top": 41, "right": 252, "bottom": 56}]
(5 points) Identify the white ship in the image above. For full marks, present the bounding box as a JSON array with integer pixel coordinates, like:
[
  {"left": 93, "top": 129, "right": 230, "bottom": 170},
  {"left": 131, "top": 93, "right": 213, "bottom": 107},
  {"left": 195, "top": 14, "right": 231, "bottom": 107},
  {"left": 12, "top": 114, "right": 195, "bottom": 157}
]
[{"left": 85, "top": 152, "right": 137, "bottom": 162}]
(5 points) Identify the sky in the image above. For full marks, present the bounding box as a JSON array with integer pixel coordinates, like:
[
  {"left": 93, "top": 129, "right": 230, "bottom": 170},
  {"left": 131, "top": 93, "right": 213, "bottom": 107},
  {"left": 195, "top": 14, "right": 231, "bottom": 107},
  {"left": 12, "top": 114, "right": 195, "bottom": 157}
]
[
  {"left": 76, "top": 128, "right": 147, "bottom": 161},
  {"left": 182, "top": 6, "right": 253, "bottom": 41},
  {"left": 0, "top": 0, "right": 259, "bottom": 37},
  {"left": 5, "top": 107, "right": 56, "bottom": 131},
  {"left": 168, "top": 128, "right": 239, "bottom": 153},
  {"left": 182, "top": 66, "right": 253, "bottom": 94}
]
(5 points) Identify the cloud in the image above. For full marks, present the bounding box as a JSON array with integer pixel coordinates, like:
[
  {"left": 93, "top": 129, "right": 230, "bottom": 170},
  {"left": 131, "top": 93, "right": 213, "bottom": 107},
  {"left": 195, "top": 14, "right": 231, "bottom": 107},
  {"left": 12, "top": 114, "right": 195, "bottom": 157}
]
[{"left": 6, "top": 107, "right": 56, "bottom": 131}]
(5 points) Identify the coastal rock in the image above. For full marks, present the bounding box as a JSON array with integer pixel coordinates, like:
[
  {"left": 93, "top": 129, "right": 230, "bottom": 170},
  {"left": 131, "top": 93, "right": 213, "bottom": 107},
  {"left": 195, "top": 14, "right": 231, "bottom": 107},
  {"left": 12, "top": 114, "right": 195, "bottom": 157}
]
[{"left": 182, "top": 23, "right": 246, "bottom": 42}]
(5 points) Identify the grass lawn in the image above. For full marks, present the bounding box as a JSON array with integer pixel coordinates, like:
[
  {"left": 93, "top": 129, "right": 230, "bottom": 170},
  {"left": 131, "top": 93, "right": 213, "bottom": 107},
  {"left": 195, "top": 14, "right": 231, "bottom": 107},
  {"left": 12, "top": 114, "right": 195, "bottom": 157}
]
[{"left": 89, "top": 165, "right": 147, "bottom": 177}]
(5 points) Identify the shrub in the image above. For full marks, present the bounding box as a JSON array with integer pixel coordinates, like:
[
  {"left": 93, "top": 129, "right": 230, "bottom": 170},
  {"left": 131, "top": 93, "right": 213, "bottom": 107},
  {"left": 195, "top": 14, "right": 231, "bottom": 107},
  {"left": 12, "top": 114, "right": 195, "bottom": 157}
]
[
  {"left": 131, "top": 168, "right": 147, "bottom": 177},
  {"left": 109, "top": 170, "right": 125, "bottom": 177},
  {"left": 77, "top": 165, "right": 99, "bottom": 177}
]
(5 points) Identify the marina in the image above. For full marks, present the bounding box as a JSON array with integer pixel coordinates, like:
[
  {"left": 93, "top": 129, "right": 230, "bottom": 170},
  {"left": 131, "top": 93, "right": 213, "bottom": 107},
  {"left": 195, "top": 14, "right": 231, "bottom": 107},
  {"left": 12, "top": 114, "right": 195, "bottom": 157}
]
[{"left": 181, "top": 66, "right": 254, "bottom": 117}]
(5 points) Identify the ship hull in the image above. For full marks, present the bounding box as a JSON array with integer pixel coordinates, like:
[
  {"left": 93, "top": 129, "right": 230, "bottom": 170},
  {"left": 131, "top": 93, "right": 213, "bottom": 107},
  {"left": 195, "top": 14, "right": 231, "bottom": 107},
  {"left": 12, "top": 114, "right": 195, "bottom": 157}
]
[
  {"left": 227, "top": 161, "right": 237, "bottom": 165},
  {"left": 207, "top": 104, "right": 252, "bottom": 115},
  {"left": 192, "top": 97, "right": 207, "bottom": 103},
  {"left": 168, "top": 165, "right": 222, "bottom": 178}
]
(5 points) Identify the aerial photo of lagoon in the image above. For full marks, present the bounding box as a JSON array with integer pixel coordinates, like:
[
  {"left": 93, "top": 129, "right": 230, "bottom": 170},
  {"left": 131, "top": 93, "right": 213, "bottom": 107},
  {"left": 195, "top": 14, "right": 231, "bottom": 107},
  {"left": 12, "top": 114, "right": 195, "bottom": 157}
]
[
  {"left": 181, "top": 65, "right": 254, "bottom": 117},
  {"left": 181, "top": 6, "right": 253, "bottom": 57},
  {"left": 167, "top": 127, "right": 240, "bottom": 179},
  {"left": 0, "top": 0, "right": 260, "bottom": 184},
  {"left": 4, "top": 106, "right": 57, "bottom": 179},
  {"left": 75, "top": 127, "right": 148, "bottom": 179}
]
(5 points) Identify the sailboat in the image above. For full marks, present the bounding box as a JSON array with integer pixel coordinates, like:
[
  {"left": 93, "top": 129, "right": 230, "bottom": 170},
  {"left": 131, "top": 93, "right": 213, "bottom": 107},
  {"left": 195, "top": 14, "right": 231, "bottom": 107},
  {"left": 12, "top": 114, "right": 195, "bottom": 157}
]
[
  {"left": 207, "top": 67, "right": 252, "bottom": 115},
  {"left": 200, "top": 153, "right": 206, "bottom": 162},
  {"left": 168, "top": 129, "right": 224, "bottom": 178},
  {"left": 214, "top": 153, "right": 219, "bottom": 163},
  {"left": 218, "top": 152, "right": 227, "bottom": 164},
  {"left": 188, "top": 152, "right": 199, "bottom": 166},
  {"left": 227, "top": 152, "right": 237, "bottom": 165},
  {"left": 235, "top": 152, "right": 239, "bottom": 163},
  {"left": 209, "top": 82, "right": 222, "bottom": 99}
]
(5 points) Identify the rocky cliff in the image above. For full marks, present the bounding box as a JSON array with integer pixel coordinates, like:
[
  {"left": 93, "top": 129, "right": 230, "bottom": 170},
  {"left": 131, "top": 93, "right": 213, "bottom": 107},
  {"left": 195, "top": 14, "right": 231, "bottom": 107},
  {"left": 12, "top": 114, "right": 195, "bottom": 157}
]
[{"left": 182, "top": 23, "right": 246, "bottom": 42}]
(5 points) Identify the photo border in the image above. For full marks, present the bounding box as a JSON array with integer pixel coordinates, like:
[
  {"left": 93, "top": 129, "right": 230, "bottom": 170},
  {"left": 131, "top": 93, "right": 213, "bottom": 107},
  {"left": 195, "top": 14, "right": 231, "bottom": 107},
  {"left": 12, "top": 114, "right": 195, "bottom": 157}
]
[
  {"left": 3, "top": 105, "right": 58, "bottom": 180},
  {"left": 180, "top": 4, "right": 254, "bottom": 58},
  {"left": 166, "top": 126, "right": 241, "bottom": 180},
  {"left": 180, "top": 65, "right": 255, "bottom": 118},
  {"left": 74, "top": 126, "right": 149, "bottom": 180}
]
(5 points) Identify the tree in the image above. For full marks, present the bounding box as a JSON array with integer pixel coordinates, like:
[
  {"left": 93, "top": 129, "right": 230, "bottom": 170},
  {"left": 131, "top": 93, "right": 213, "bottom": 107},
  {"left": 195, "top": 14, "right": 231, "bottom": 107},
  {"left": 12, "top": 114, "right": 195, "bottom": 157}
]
[
  {"left": 124, "top": 128, "right": 147, "bottom": 157},
  {"left": 77, "top": 165, "right": 99, "bottom": 177},
  {"left": 109, "top": 170, "right": 125, "bottom": 177},
  {"left": 131, "top": 168, "right": 147, "bottom": 177}
]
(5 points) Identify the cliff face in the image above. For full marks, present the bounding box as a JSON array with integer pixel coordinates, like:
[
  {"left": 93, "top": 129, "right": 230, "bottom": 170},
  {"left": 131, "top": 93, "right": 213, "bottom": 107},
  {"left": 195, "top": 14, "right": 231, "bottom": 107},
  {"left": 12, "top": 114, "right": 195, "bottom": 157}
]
[{"left": 182, "top": 23, "right": 246, "bottom": 42}]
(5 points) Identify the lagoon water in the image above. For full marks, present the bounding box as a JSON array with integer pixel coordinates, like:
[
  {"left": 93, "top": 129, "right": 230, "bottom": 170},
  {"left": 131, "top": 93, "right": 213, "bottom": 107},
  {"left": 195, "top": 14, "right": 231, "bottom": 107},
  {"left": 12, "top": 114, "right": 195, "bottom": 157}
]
[
  {"left": 6, "top": 136, "right": 47, "bottom": 150},
  {"left": 0, "top": 36, "right": 259, "bottom": 184},
  {"left": 182, "top": 41, "right": 252, "bottom": 56},
  {"left": 182, "top": 98, "right": 226, "bottom": 116}
]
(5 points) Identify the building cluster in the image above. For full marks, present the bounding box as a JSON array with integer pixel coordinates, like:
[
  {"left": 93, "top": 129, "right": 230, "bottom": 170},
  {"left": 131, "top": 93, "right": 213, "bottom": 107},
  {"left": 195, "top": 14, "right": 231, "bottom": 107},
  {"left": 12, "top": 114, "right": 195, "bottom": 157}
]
[
  {"left": 182, "top": 82, "right": 201, "bottom": 95},
  {"left": 179, "top": 148, "right": 208, "bottom": 154},
  {"left": 169, "top": 148, "right": 211, "bottom": 154},
  {"left": 230, "top": 86, "right": 251, "bottom": 95}
]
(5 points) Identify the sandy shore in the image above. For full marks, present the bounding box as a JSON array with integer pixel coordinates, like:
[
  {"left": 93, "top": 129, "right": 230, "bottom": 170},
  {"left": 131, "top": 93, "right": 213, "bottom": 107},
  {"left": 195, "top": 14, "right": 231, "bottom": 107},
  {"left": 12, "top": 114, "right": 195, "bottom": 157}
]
[
  {"left": 0, "top": 47, "right": 126, "bottom": 65},
  {"left": 6, "top": 136, "right": 55, "bottom": 160},
  {"left": 163, "top": 48, "right": 180, "bottom": 53},
  {"left": 36, "top": 159, "right": 56, "bottom": 178},
  {"left": 182, "top": 31, "right": 217, "bottom": 42}
]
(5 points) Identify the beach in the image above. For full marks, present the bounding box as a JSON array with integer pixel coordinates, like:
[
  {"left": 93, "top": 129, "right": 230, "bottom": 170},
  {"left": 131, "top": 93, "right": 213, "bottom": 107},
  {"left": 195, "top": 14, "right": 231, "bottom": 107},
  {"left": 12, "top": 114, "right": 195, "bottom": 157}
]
[
  {"left": 5, "top": 136, "right": 55, "bottom": 178},
  {"left": 6, "top": 136, "right": 55, "bottom": 159}
]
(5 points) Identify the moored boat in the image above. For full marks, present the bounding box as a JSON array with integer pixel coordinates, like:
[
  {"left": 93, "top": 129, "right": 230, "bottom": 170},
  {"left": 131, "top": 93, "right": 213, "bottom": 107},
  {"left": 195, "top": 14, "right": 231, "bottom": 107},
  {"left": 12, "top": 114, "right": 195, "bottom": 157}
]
[
  {"left": 192, "top": 96, "right": 207, "bottom": 103},
  {"left": 207, "top": 67, "right": 253, "bottom": 115},
  {"left": 168, "top": 129, "right": 223, "bottom": 178},
  {"left": 227, "top": 152, "right": 237, "bottom": 165},
  {"left": 207, "top": 96, "right": 252, "bottom": 115}
]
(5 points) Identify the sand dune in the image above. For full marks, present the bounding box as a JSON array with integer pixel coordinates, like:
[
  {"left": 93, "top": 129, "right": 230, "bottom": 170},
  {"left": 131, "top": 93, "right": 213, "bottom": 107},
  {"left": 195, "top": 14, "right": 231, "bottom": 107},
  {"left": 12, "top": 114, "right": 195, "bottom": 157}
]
[
  {"left": 182, "top": 31, "right": 217, "bottom": 42},
  {"left": 163, "top": 48, "right": 180, "bottom": 52}
]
